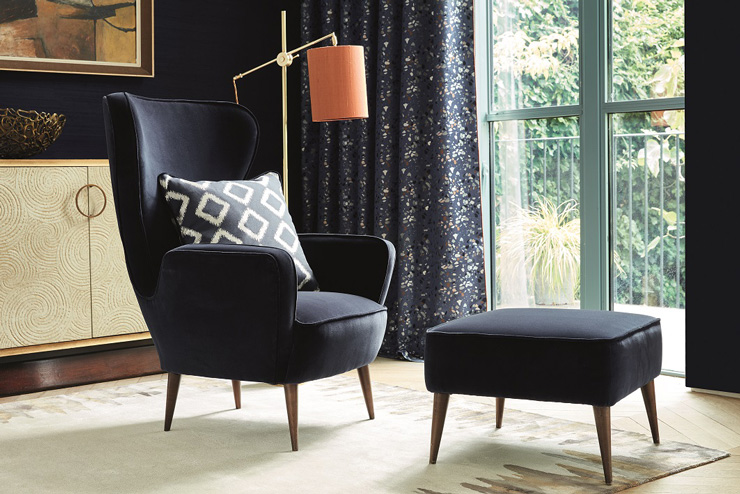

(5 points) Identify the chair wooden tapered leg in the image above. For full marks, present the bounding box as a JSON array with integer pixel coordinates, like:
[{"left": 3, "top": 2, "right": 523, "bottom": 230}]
[
  {"left": 357, "top": 365, "right": 375, "bottom": 420},
  {"left": 593, "top": 406, "right": 613, "bottom": 485},
  {"left": 284, "top": 384, "right": 299, "bottom": 451},
  {"left": 232, "top": 380, "right": 241, "bottom": 409},
  {"left": 164, "top": 372, "right": 181, "bottom": 432},
  {"left": 430, "top": 393, "right": 450, "bottom": 464},
  {"left": 641, "top": 380, "right": 660, "bottom": 444},
  {"left": 496, "top": 397, "right": 505, "bottom": 428}
]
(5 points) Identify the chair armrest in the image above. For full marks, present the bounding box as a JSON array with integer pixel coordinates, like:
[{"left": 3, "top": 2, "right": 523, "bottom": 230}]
[
  {"left": 145, "top": 243, "right": 297, "bottom": 383},
  {"left": 299, "top": 233, "right": 396, "bottom": 305}
]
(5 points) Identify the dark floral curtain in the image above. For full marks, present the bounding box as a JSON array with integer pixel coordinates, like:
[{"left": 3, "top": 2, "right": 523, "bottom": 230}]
[{"left": 299, "top": 0, "right": 487, "bottom": 360}]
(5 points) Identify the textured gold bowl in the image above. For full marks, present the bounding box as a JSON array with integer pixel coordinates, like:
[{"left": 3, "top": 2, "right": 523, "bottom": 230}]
[{"left": 0, "top": 108, "right": 66, "bottom": 159}]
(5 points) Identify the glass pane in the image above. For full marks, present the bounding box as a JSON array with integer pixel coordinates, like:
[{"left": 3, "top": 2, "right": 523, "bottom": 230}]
[
  {"left": 611, "top": 110, "right": 685, "bottom": 373},
  {"left": 493, "top": 117, "right": 580, "bottom": 308},
  {"left": 491, "top": 0, "right": 579, "bottom": 110},
  {"left": 611, "top": 0, "right": 685, "bottom": 102}
]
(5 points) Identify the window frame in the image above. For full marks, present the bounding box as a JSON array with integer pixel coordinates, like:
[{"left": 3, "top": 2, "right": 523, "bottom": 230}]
[{"left": 474, "top": 0, "right": 685, "bottom": 311}]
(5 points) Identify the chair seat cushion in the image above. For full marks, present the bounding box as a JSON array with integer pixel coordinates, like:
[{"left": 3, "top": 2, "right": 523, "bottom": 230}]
[
  {"left": 425, "top": 308, "right": 662, "bottom": 407},
  {"left": 295, "top": 291, "right": 386, "bottom": 327},
  {"left": 285, "top": 292, "right": 388, "bottom": 383}
]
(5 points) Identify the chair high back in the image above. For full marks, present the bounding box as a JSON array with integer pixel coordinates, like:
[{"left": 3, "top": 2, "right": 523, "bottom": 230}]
[{"left": 102, "top": 93, "right": 260, "bottom": 298}]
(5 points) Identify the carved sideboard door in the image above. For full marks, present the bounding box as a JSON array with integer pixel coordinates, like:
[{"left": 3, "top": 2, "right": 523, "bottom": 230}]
[
  {"left": 0, "top": 160, "right": 147, "bottom": 352},
  {"left": 0, "top": 165, "right": 90, "bottom": 348},
  {"left": 88, "top": 166, "right": 146, "bottom": 338}
]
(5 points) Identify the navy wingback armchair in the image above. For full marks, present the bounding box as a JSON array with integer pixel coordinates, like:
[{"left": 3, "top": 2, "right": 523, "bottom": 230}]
[{"left": 102, "top": 92, "right": 395, "bottom": 450}]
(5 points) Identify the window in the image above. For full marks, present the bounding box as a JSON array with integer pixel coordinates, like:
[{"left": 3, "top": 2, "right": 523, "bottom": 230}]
[{"left": 476, "top": 0, "right": 685, "bottom": 374}]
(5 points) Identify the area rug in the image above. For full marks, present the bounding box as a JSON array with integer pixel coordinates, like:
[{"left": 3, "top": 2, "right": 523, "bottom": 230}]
[{"left": 0, "top": 375, "right": 728, "bottom": 493}]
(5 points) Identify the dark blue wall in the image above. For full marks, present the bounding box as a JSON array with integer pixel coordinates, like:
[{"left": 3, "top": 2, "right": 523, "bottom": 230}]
[{"left": 1, "top": 1, "right": 302, "bottom": 192}]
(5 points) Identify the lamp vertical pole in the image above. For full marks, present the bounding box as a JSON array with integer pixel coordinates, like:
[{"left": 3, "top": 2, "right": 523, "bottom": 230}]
[
  {"left": 280, "top": 10, "right": 289, "bottom": 205},
  {"left": 232, "top": 11, "right": 351, "bottom": 203}
]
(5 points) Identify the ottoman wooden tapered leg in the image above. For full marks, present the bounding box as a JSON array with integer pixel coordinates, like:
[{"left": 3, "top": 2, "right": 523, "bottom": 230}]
[
  {"left": 429, "top": 393, "right": 450, "bottom": 464},
  {"left": 594, "top": 406, "right": 612, "bottom": 485},
  {"left": 641, "top": 380, "right": 660, "bottom": 444}
]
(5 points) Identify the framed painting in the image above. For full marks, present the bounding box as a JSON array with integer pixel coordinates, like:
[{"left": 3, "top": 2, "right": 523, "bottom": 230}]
[{"left": 0, "top": 0, "right": 153, "bottom": 77}]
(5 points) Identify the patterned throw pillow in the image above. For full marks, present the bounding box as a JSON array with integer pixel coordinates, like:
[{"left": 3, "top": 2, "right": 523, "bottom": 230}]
[{"left": 159, "top": 171, "right": 319, "bottom": 291}]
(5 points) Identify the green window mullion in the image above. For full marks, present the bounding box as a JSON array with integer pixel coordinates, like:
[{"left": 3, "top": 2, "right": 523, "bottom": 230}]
[{"left": 579, "top": 0, "right": 610, "bottom": 310}]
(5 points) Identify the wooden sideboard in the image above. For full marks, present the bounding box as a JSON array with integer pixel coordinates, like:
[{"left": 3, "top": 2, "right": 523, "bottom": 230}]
[{"left": 0, "top": 160, "right": 161, "bottom": 396}]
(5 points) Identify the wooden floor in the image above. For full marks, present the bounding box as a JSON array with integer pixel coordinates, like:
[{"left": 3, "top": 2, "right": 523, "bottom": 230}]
[
  {"left": 2, "top": 357, "right": 738, "bottom": 492},
  {"left": 363, "top": 357, "right": 740, "bottom": 493}
]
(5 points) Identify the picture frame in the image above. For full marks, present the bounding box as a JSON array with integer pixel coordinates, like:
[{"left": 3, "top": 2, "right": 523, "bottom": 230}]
[{"left": 0, "top": 0, "right": 153, "bottom": 77}]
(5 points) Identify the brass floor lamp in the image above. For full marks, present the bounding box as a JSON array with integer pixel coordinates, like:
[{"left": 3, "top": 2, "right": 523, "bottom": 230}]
[{"left": 233, "top": 11, "right": 368, "bottom": 205}]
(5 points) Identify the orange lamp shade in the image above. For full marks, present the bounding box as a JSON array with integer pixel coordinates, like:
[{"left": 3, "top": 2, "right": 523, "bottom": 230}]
[{"left": 306, "top": 45, "right": 369, "bottom": 122}]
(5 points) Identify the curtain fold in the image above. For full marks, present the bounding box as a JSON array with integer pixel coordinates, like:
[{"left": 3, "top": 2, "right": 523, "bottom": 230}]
[{"left": 300, "top": 0, "right": 486, "bottom": 360}]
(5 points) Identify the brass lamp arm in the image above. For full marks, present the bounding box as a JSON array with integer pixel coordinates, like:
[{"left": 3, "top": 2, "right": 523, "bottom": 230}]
[
  {"left": 286, "top": 32, "right": 338, "bottom": 58},
  {"left": 229, "top": 10, "right": 340, "bottom": 204},
  {"left": 233, "top": 57, "right": 279, "bottom": 82},
  {"left": 232, "top": 32, "right": 338, "bottom": 104}
]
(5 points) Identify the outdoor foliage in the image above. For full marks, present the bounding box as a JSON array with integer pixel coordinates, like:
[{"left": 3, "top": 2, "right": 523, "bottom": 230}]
[{"left": 491, "top": 0, "right": 685, "bottom": 308}]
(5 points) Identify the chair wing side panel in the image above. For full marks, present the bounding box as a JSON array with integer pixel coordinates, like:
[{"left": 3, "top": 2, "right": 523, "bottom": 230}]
[
  {"left": 299, "top": 234, "right": 396, "bottom": 305},
  {"left": 102, "top": 92, "right": 260, "bottom": 298},
  {"left": 103, "top": 93, "right": 162, "bottom": 297}
]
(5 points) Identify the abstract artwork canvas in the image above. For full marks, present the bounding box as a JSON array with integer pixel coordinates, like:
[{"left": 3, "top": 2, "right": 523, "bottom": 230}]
[{"left": 0, "top": 0, "right": 152, "bottom": 76}]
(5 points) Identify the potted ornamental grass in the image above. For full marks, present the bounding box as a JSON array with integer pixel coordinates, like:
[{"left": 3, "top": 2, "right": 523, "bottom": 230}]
[{"left": 498, "top": 197, "right": 580, "bottom": 305}]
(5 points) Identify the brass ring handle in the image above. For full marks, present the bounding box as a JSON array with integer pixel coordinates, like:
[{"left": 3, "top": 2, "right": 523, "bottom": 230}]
[{"left": 75, "top": 184, "right": 107, "bottom": 218}]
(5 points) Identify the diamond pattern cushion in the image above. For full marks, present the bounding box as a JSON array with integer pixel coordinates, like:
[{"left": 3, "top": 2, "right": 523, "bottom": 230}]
[{"left": 159, "top": 171, "right": 319, "bottom": 291}]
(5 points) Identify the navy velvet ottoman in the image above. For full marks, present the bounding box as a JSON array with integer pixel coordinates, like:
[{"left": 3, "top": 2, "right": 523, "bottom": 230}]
[{"left": 424, "top": 308, "right": 662, "bottom": 485}]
